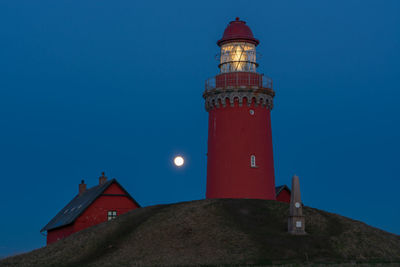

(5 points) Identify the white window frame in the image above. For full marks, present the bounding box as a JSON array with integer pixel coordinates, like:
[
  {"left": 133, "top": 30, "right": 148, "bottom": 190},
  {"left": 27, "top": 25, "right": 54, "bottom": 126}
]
[
  {"left": 250, "top": 155, "right": 256, "bottom": 168},
  {"left": 107, "top": 210, "right": 117, "bottom": 221}
]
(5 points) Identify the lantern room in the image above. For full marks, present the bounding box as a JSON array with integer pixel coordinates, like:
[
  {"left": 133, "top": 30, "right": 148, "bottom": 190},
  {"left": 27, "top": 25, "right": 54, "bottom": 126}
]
[
  {"left": 217, "top": 17, "right": 260, "bottom": 73},
  {"left": 219, "top": 42, "right": 257, "bottom": 73}
]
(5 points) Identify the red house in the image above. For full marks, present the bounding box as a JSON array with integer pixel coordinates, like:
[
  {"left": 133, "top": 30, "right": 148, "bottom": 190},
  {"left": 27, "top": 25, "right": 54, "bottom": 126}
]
[
  {"left": 40, "top": 172, "right": 140, "bottom": 245},
  {"left": 275, "top": 185, "right": 291, "bottom": 203}
]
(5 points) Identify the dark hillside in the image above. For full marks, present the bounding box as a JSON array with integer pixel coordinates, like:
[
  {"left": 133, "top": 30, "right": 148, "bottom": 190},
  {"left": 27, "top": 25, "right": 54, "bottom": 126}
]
[{"left": 1, "top": 199, "right": 399, "bottom": 266}]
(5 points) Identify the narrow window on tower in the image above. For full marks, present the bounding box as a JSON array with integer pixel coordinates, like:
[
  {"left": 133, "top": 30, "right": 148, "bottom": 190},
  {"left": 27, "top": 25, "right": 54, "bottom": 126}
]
[
  {"left": 250, "top": 155, "right": 256, "bottom": 168},
  {"left": 107, "top": 210, "right": 117, "bottom": 221}
]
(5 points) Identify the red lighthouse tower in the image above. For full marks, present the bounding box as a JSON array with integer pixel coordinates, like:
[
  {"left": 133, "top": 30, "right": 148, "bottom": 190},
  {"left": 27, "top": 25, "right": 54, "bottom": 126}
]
[{"left": 204, "top": 18, "right": 276, "bottom": 200}]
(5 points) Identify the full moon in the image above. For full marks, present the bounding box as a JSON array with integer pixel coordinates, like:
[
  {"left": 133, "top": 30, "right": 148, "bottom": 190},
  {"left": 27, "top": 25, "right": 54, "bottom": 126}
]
[{"left": 174, "top": 156, "right": 184, "bottom": 167}]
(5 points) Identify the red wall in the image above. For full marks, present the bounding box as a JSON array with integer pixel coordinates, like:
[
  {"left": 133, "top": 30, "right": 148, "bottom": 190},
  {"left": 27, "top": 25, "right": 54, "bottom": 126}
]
[
  {"left": 47, "top": 224, "right": 74, "bottom": 244},
  {"left": 206, "top": 97, "right": 276, "bottom": 200},
  {"left": 216, "top": 72, "right": 262, "bottom": 88},
  {"left": 276, "top": 189, "right": 291, "bottom": 203},
  {"left": 47, "top": 183, "right": 139, "bottom": 244}
]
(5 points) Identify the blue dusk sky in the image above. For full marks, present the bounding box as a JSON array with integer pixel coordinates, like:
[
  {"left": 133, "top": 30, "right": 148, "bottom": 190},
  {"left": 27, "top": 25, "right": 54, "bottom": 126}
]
[{"left": 0, "top": 0, "right": 399, "bottom": 257}]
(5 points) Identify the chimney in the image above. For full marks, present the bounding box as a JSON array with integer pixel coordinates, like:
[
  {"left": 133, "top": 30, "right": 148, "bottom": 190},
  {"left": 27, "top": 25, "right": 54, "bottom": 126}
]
[
  {"left": 99, "top": 172, "right": 107, "bottom": 185},
  {"left": 79, "top": 180, "right": 86, "bottom": 196}
]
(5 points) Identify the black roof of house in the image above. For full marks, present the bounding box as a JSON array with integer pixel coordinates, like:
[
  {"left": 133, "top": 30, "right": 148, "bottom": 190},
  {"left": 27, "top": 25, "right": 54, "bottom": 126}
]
[
  {"left": 275, "top": 185, "right": 291, "bottom": 196},
  {"left": 40, "top": 179, "right": 140, "bottom": 233}
]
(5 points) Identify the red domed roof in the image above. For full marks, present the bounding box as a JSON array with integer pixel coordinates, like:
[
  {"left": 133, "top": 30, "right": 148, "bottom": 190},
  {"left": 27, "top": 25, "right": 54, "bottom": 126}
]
[{"left": 217, "top": 17, "right": 259, "bottom": 46}]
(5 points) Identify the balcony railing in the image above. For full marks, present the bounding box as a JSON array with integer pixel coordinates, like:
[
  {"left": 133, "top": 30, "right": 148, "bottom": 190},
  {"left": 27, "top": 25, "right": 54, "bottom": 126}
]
[{"left": 205, "top": 72, "right": 273, "bottom": 92}]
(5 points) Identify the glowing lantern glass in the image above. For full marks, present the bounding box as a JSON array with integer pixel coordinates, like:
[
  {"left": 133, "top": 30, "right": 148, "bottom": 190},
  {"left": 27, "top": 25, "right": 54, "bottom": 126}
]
[{"left": 219, "top": 42, "right": 257, "bottom": 73}]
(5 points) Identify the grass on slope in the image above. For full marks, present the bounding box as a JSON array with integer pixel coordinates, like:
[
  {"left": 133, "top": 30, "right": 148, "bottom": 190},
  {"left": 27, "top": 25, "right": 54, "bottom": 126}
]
[{"left": 1, "top": 199, "right": 399, "bottom": 267}]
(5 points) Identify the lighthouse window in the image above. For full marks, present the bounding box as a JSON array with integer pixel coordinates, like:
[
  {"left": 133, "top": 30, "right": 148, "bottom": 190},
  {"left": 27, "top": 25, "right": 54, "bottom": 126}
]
[
  {"left": 107, "top": 210, "right": 117, "bottom": 221},
  {"left": 250, "top": 155, "right": 256, "bottom": 168},
  {"left": 220, "top": 42, "right": 257, "bottom": 73}
]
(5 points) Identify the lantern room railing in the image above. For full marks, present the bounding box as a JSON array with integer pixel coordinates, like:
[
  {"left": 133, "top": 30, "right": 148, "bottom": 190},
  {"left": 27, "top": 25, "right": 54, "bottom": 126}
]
[{"left": 205, "top": 72, "right": 273, "bottom": 92}]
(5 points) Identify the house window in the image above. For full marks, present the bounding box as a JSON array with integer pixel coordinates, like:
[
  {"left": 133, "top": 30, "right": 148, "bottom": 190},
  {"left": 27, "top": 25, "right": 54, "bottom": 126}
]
[
  {"left": 250, "top": 155, "right": 256, "bottom": 168},
  {"left": 107, "top": 210, "right": 117, "bottom": 221}
]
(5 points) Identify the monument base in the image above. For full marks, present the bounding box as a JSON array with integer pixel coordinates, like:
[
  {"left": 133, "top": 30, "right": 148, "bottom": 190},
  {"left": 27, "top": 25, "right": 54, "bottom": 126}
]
[{"left": 288, "top": 216, "right": 306, "bottom": 235}]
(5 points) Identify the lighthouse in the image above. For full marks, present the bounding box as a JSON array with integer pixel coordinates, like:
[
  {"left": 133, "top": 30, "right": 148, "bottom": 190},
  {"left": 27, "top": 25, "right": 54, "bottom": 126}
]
[{"left": 204, "top": 18, "right": 276, "bottom": 200}]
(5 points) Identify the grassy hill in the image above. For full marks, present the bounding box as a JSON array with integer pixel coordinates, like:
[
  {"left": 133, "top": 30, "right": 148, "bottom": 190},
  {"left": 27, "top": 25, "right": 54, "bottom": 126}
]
[{"left": 1, "top": 199, "right": 399, "bottom": 266}]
